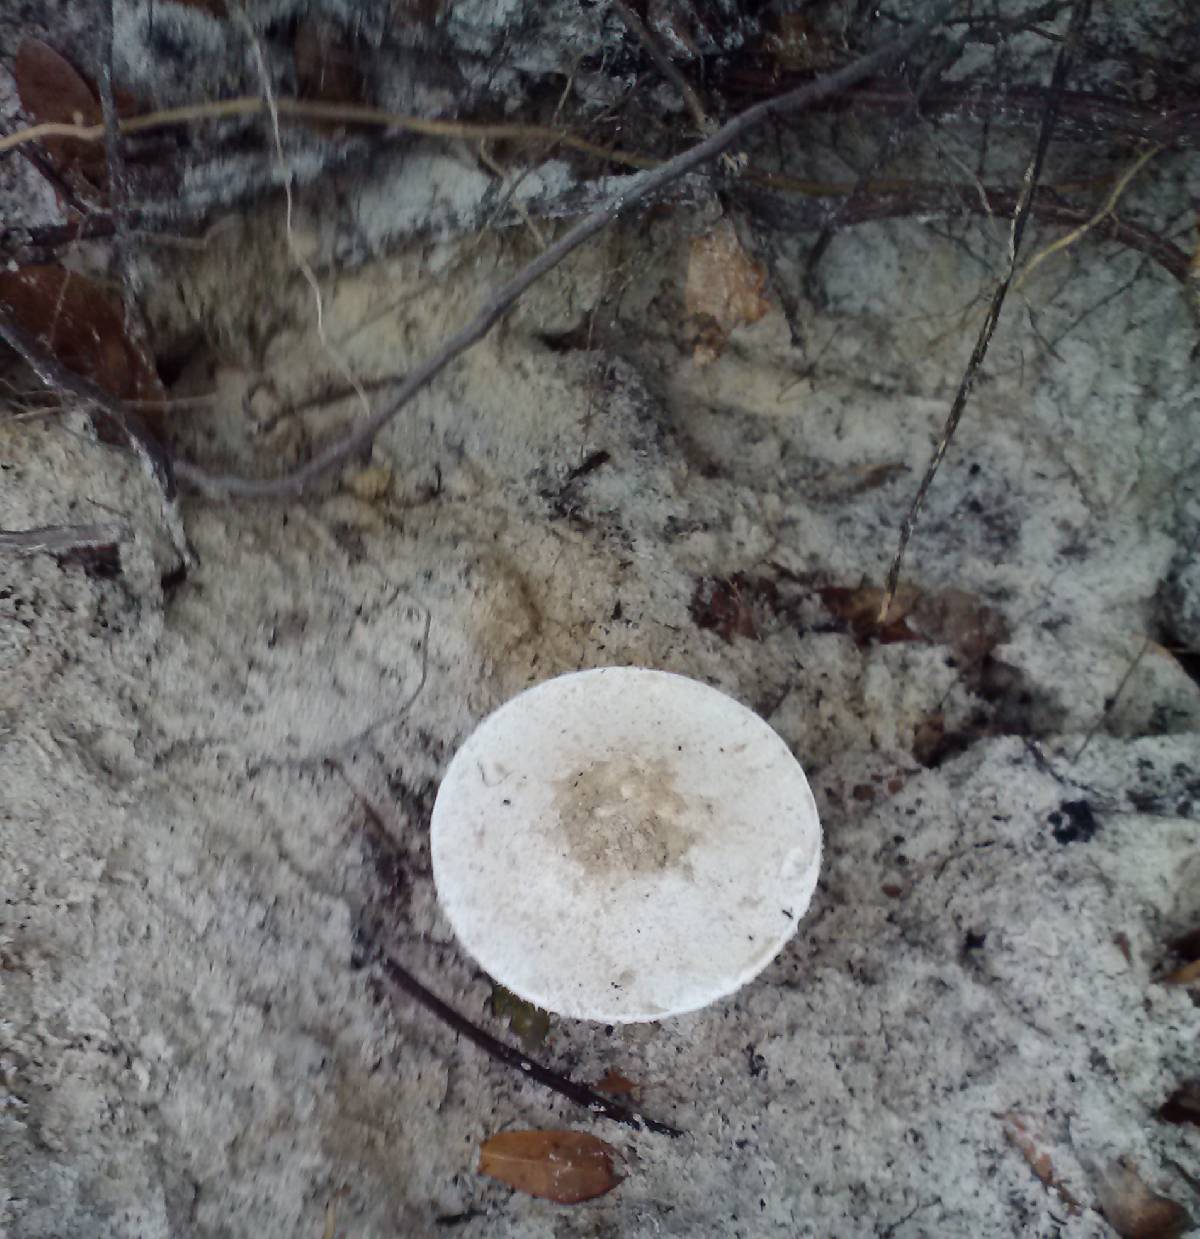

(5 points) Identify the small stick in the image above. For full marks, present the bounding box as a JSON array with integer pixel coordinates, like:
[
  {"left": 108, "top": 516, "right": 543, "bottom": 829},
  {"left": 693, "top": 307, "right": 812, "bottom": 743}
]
[
  {"left": 1012, "top": 143, "right": 1161, "bottom": 294},
  {"left": 4, "top": 87, "right": 1197, "bottom": 161},
  {"left": 0, "top": 95, "right": 662, "bottom": 170},
  {"left": 610, "top": 0, "right": 712, "bottom": 134},
  {"left": 357, "top": 930, "right": 684, "bottom": 1137},
  {"left": 0, "top": 523, "right": 125, "bottom": 555},
  {"left": 877, "top": 0, "right": 1092, "bottom": 623},
  {"left": 1070, "top": 637, "right": 1151, "bottom": 764},
  {"left": 0, "top": 309, "right": 193, "bottom": 566}
]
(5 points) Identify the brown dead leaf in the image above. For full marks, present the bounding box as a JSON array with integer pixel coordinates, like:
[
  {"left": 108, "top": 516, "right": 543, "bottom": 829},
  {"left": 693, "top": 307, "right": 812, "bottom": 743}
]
[
  {"left": 684, "top": 222, "right": 771, "bottom": 366},
  {"left": 910, "top": 587, "right": 1010, "bottom": 663},
  {"left": 0, "top": 265, "right": 166, "bottom": 436},
  {"left": 478, "top": 1130, "right": 621, "bottom": 1204},
  {"left": 1160, "top": 958, "right": 1200, "bottom": 986},
  {"left": 14, "top": 40, "right": 140, "bottom": 198},
  {"left": 1096, "top": 1159, "right": 1192, "bottom": 1239},
  {"left": 1000, "top": 1113, "right": 1083, "bottom": 1214},
  {"left": 815, "top": 582, "right": 1009, "bottom": 662},
  {"left": 816, "top": 583, "right": 921, "bottom": 645},
  {"left": 15, "top": 39, "right": 106, "bottom": 190},
  {"left": 593, "top": 1069, "right": 640, "bottom": 1099}
]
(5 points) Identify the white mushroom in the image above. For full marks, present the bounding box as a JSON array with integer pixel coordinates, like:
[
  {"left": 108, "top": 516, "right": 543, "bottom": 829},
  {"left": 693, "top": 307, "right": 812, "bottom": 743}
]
[{"left": 431, "top": 667, "right": 822, "bottom": 1023}]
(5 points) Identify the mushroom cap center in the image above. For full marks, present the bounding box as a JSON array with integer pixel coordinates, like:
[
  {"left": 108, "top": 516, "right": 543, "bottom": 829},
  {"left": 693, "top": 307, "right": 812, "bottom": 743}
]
[{"left": 431, "top": 667, "right": 822, "bottom": 1023}]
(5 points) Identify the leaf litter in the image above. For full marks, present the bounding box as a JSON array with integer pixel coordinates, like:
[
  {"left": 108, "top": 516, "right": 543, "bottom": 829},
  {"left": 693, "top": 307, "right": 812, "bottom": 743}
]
[{"left": 478, "top": 1130, "right": 621, "bottom": 1205}]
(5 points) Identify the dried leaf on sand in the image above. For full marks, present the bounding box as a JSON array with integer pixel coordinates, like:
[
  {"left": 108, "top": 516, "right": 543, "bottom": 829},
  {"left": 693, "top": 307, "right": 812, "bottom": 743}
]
[
  {"left": 684, "top": 222, "right": 771, "bottom": 366},
  {"left": 478, "top": 1130, "right": 621, "bottom": 1204}
]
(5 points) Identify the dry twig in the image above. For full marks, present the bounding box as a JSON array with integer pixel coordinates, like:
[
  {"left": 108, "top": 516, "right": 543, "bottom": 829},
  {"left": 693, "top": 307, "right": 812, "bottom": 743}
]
[
  {"left": 1013, "top": 143, "right": 1161, "bottom": 293},
  {"left": 878, "top": 0, "right": 1092, "bottom": 622},
  {"left": 0, "top": 309, "right": 192, "bottom": 565},
  {"left": 0, "top": 522, "right": 125, "bottom": 556},
  {"left": 610, "top": 0, "right": 712, "bottom": 135},
  {"left": 352, "top": 923, "right": 683, "bottom": 1137}
]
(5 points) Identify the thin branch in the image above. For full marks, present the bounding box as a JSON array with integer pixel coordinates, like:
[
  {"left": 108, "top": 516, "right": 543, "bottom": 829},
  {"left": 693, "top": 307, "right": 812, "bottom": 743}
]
[
  {"left": 353, "top": 926, "right": 684, "bottom": 1137},
  {"left": 610, "top": 0, "right": 712, "bottom": 134},
  {"left": 789, "top": 182, "right": 1192, "bottom": 282},
  {"left": 1070, "top": 637, "right": 1151, "bottom": 764},
  {"left": 803, "top": 39, "right": 960, "bottom": 297},
  {"left": 170, "top": 4, "right": 956, "bottom": 499},
  {"left": 728, "top": 77, "right": 1200, "bottom": 151},
  {"left": 0, "top": 523, "right": 126, "bottom": 556},
  {"left": 0, "top": 309, "right": 193, "bottom": 566},
  {"left": 5, "top": 84, "right": 1196, "bottom": 165},
  {"left": 0, "top": 94, "right": 660, "bottom": 170},
  {"left": 877, "top": 0, "right": 1092, "bottom": 622},
  {"left": 1012, "top": 144, "right": 1161, "bottom": 293}
]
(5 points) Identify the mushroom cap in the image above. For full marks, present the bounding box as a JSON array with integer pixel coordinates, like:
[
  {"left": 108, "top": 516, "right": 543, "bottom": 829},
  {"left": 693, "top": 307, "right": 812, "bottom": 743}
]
[{"left": 431, "top": 667, "right": 822, "bottom": 1023}]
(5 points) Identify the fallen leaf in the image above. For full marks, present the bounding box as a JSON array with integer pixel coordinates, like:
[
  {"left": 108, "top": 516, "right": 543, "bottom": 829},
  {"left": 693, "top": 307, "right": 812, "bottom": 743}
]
[
  {"left": 1000, "top": 1113, "right": 1083, "bottom": 1214},
  {"left": 817, "top": 583, "right": 921, "bottom": 645},
  {"left": 1095, "top": 1159, "right": 1191, "bottom": 1239},
  {"left": 684, "top": 222, "right": 771, "bottom": 366},
  {"left": 1158, "top": 1080, "right": 1200, "bottom": 1127},
  {"left": 0, "top": 265, "right": 166, "bottom": 436},
  {"left": 815, "top": 582, "right": 1009, "bottom": 660},
  {"left": 911, "top": 587, "right": 1010, "bottom": 663},
  {"left": 478, "top": 1130, "right": 621, "bottom": 1204},
  {"left": 593, "top": 1069, "right": 640, "bottom": 1099},
  {"left": 1160, "top": 958, "right": 1200, "bottom": 986},
  {"left": 14, "top": 39, "right": 106, "bottom": 190},
  {"left": 14, "top": 40, "right": 140, "bottom": 198},
  {"left": 491, "top": 984, "right": 550, "bottom": 1053}
]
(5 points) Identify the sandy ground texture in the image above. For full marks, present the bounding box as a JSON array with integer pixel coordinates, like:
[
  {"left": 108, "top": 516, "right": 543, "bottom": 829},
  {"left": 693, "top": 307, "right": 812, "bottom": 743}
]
[
  {"left": 4, "top": 198, "right": 1199, "bottom": 1236},
  {"left": 3, "top": 2, "right": 1200, "bottom": 1236}
]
